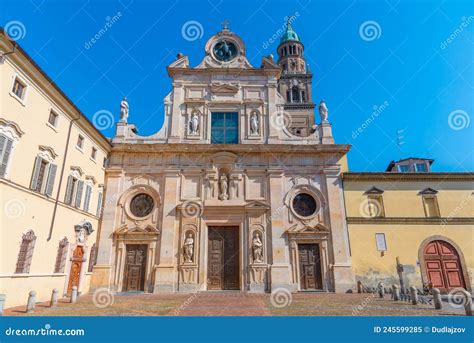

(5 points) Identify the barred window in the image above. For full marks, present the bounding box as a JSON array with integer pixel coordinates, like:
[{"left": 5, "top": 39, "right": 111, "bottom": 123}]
[
  {"left": 15, "top": 230, "right": 37, "bottom": 274},
  {"left": 53, "top": 237, "right": 69, "bottom": 273}
]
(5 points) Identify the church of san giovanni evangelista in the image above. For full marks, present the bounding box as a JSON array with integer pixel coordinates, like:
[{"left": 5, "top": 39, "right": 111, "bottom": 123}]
[{"left": 91, "top": 23, "right": 355, "bottom": 294}]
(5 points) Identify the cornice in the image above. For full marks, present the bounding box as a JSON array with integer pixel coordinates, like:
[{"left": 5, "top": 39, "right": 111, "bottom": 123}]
[
  {"left": 347, "top": 217, "right": 474, "bottom": 225},
  {"left": 342, "top": 172, "right": 474, "bottom": 182}
]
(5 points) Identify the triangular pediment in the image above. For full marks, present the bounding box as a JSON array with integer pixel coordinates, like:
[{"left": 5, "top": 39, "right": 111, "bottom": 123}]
[
  {"left": 286, "top": 223, "right": 329, "bottom": 234},
  {"left": 245, "top": 200, "right": 270, "bottom": 210},
  {"left": 167, "top": 55, "right": 189, "bottom": 69},
  {"left": 364, "top": 186, "right": 384, "bottom": 195},
  {"left": 114, "top": 224, "right": 160, "bottom": 236},
  {"left": 418, "top": 187, "right": 438, "bottom": 195},
  {"left": 210, "top": 82, "right": 239, "bottom": 94}
]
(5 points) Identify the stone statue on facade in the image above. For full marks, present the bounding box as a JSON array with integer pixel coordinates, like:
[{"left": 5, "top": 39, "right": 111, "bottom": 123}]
[
  {"left": 319, "top": 99, "right": 328, "bottom": 122},
  {"left": 189, "top": 113, "right": 199, "bottom": 135},
  {"left": 252, "top": 232, "right": 264, "bottom": 263},
  {"left": 250, "top": 113, "right": 259, "bottom": 135},
  {"left": 219, "top": 174, "right": 229, "bottom": 200},
  {"left": 183, "top": 233, "right": 194, "bottom": 263},
  {"left": 120, "top": 97, "right": 129, "bottom": 122}
]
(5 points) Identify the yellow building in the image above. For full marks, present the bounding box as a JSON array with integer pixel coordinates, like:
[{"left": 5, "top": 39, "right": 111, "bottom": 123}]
[
  {"left": 343, "top": 158, "right": 474, "bottom": 293},
  {"left": 0, "top": 31, "right": 111, "bottom": 308}
]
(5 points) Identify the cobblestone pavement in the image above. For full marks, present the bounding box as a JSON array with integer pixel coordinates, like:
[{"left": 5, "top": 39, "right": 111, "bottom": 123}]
[{"left": 4, "top": 292, "right": 460, "bottom": 316}]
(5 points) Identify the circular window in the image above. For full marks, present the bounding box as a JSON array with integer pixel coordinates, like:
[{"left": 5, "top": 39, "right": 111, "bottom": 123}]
[
  {"left": 213, "top": 40, "right": 238, "bottom": 62},
  {"left": 292, "top": 193, "right": 317, "bottom": 217},
  {"left": 129, "top": 193, "right": 154, "bottom": 218}
]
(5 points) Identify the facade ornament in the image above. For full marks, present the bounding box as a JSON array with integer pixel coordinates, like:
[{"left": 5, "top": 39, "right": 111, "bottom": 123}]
[
  {"left": 77, "top": 228, "right": 87, "bottom": 244},
  {"left": 252, "top": 232, "right": 264, "bottom": 263},
  {"left": 250, "top": 112, "right": 259, "bottom": 135},
  {"left": 183, "top": 233, "right": 194, "bottom": 263},
  {"left": 219, "top": 173, "right": 229, "bottom": 200},
  {"left": 189, "top": 112, "right": 199, "bottom": 135},
  {"left": 120, "top": 97, "right": 129, "bottom": 122},
  {"left": 319, "top": 99, "right": 328, "bottom": 122}
]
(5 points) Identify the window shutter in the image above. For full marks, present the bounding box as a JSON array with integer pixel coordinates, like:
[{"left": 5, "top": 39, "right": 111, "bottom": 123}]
[
  {"left": 30, "top": 156, "right": 43, "bottom": 190},
  {"left": 45, "top": 163, "right": 57, "bottom": 197},
  {"left": 75, "top": 180, "right": 84, "bottom": 208},
  {"left": 96, "top": 192, "right": 103, "bottom": 217},
  {"left": 83, "top": 185, "right": 92, "bottom": 212},
  {"left": 0, "top": 136, "right": 13, "bottom": 177},
  {"left": 64, "top": 176, "right": 73, "bottom": 204}
]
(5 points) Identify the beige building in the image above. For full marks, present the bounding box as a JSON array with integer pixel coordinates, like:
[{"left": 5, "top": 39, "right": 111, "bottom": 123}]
[
  {"left": 343, "top": 158, "right": 474, "bottom": 293},
  {"left": 0, "top": 31, "right": 111, "bottom": 308},
  {"left": 91, "top": 24, "right": 355, "bottom": 294}
]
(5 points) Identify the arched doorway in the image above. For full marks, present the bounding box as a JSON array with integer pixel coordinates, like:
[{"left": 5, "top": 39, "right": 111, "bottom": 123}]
[
  {"left": 421, "top": 239, "right": 466, "bottom": 292},
  {"left": 67, "top": 246, "right": 84, "bottom": 295}
]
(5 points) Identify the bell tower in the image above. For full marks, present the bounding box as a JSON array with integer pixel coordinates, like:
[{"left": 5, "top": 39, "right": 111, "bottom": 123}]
[{"left": 277, "top": 20, "right": 315, "bottom": 137}]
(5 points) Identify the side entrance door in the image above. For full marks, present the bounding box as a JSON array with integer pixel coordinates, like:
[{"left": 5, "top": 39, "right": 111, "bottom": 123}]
[
  {"left": 207, "top": 227, "right": 239, "bottom": 290},
  {"left": 123, "top": 244, "right": 147, "bottom": 292},
  {"left": 67, "top": 246, "right": 84, "bottom": 295},
  {"left": 424, "top": 240, "right": 465, "bottom": 292},
  {"left": 298, "top": 244, "right": 323, "bottom": 291}
]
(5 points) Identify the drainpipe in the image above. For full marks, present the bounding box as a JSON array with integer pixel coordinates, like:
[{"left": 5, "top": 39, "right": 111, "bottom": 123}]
[{"left": 47, "top": 115, "right": 81, "bottom": 241}]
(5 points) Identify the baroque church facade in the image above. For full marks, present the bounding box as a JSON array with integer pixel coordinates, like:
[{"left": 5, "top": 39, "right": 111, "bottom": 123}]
[{"left": 91, "top": 23, "right": 355, "bottom": 294}]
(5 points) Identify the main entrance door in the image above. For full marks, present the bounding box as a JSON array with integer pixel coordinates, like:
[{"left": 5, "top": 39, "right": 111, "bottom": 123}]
[
  {"left": 123, "top": 244, "right": 147, "bottom": 292},
  {"left": 298, "top": 244, "right": 323, "bottom": 290},
  {"left": 207, "top": 227, "right": 239, "bottom": 290},
  {"left": 67, "top": 246, "right": 84, "bottom": 295},
  {"left": 424, "top": 240, "right": 466, "bottom": 292}
]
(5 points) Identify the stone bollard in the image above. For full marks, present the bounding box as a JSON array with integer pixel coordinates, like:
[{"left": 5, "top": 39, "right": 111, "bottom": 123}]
[
  {"left": 378, "top": 282, "right": 385, "bottom": 298},
  {"left": 392, "top": 285, "right": 400, "bottom": 301},
  {"left": 410, "top": 286, "right": 418, "bottom": 305},
  {"left": 50, "top": 288, "right": 59, "bottom": 307},
  {"left": 70, "top": 286, "right": 78, "bottom": 304},
  {"left": 459, "top": 290, "right": 472, "bottom": 316},
  {"left": 432, "top": 288, "right": 442, "bottom": 310},
  {"left": 0, "top": 294, "right": 5, "bottom": 316},
  {"left": 26, "top": 291, "right": 36, "bottom": 313},
  {"left": 357, "top": 281, "right": 362, "bottom": 294}
]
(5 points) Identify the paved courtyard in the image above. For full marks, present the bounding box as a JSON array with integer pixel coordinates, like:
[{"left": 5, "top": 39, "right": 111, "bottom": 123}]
[{"left": 4, "top": 292, "right": 462, "bottom": 316}]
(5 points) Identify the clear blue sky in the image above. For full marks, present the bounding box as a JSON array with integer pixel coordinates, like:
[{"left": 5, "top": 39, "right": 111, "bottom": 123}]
[{"left": 1, "top": 0, "right": 473, "bottom": 172}]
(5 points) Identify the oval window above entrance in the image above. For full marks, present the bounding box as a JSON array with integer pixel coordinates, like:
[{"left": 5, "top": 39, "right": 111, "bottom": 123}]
[
  {"left": 292, "top": 193, "right": 317, "bottom": 217},
  {"left": 129, "top": 193, "right": 154, "bottom": 218}
]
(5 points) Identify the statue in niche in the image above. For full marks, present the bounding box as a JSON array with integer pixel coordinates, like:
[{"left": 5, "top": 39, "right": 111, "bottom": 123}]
[
  {"left": 120, "top": 97, "right": 129, "bottom": 122},
  {"left": 252, "top": 232, "right": 264, "bottom": 263},
  {"left": 319, "top": 99, "right": 328, "bottom": 122},
  {"left": 219, "top": 173, "right": 229, "bottom": 200},
  {"left": 250, "top": 112, "right": 259, "bottom": 135},
  {"left": 189, "top": 112, "right": 199, "bottom": 135},
  {"left": 183, "top": 233, "right": 194, "bottom": 263}
]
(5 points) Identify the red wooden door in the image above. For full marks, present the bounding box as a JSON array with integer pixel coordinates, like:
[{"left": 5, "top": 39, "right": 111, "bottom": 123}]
[
  {"left": 424, "top": 240, "right": 465, "bottom": 292},
  {"left": 67, "top": 246, "right": 84, "bottom": 295}
]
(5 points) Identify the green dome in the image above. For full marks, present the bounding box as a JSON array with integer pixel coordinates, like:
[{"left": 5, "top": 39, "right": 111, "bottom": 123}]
[{"left": 280, "top": 20, "right": 300, "bottom": 43}]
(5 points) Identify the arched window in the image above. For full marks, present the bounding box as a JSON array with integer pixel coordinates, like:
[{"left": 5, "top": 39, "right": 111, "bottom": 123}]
[
  {"left": 53, "top": 237, "right": 69, "bottom": 273},
  {"left": 291, "top": 87, "right": 300, "bottom": 103},
  {"left": 88, "top": 243, "right": 97, "bottom": 272},
  {"left": 15, "top": 230, "right": 37, "bottom": 274}
]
